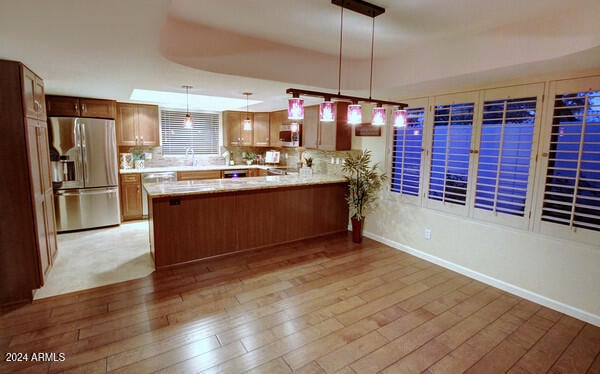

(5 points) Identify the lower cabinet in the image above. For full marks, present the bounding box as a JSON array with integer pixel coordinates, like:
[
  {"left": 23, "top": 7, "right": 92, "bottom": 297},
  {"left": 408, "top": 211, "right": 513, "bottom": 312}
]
[
  {"left": 248, "top": 168, "right": 268, "bottom": 177},
  {"left": 177, "top": 170, "right": 221, "bottom": 181},
  {"left": 120, "top": 174, "right": 143, "bottom": 221}
]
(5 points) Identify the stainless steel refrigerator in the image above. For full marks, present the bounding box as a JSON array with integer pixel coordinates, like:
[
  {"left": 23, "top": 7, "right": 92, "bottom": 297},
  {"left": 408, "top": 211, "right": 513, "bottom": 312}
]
[{"left": 49, "top": 117, "right": 120, "bottom": 232}]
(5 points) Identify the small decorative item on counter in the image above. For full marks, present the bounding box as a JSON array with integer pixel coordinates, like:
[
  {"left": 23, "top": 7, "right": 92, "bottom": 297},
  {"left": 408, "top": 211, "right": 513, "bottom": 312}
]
[
  {"left": 130, "top": 147, "right": 147, "bottom": 169},
  {"left": 304, "top": 156, "right": 313, "bottom": 168},
  {"left": 229, "top": 152, "right": 235, "bottom": 165},
  {"left": 243, "top": 152, "right": 256, "bottom": 165},
  {"left": 120, "top": 153, "right": 133, "bottom": 169}
]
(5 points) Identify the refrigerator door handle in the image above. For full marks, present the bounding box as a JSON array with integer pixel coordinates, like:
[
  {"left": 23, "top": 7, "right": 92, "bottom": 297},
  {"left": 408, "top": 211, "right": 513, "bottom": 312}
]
[
  {"left": 80, "top": 122, "right": 89, "bottom": 185},
  {"left": 55, "top": 187, "right": 119, "bottom": 197}
]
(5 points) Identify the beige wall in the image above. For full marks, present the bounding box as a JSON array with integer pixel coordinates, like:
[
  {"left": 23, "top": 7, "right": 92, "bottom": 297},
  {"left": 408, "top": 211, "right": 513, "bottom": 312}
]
[{"left": 356, "top": 75, "right": 600, "bottom": 325}]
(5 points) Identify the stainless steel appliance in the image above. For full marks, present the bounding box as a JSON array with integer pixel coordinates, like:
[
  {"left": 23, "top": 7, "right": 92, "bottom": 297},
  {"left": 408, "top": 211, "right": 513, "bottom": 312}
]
[
  {"left": 141, "top": 172, "right": 177, "bottom": 216},
  {"left": 279, "top": 124, "right": 302, "bottom": 147},
  {"left": 49, "top": 117, "right": 120, "bottom": 232},
  {"left": 223, "top": 169, "right": 248, "bottom": 178}
]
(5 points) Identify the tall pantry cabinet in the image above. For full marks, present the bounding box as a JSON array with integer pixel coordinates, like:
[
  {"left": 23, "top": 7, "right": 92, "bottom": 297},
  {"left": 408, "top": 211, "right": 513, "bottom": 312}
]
[{"left": 0, "top": 60, "right": 57, "bottom": 306}]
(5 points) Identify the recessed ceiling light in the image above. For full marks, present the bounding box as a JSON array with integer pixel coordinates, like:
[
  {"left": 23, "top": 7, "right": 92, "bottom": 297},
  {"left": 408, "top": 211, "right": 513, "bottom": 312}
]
[{"left": 130, "top": 89, "right": 261, "bottom": 111}]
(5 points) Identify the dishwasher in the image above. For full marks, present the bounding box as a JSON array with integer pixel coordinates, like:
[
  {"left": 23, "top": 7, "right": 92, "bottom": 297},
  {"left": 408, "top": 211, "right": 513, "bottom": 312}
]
[{"left": 141, "top": 172, "right": 177, "bottom": 216}]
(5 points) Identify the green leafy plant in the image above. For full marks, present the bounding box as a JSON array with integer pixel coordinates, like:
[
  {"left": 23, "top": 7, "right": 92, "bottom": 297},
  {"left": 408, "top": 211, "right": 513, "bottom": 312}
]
[
  {"left": 243, "top": 152, "right": 256, "bottom": 161},
  {"left": 304, "top": 156, "right": 313, "bottom": 168},
  {"left": 342, "top": 150, "right": 387, "bottom": 220},
  {"left": 130, "top": 146, "right": 148, "bottom": 161}
]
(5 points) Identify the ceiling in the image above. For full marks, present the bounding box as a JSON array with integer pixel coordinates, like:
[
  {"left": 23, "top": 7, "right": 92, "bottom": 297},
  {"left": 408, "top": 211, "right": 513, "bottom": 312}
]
[{"left": 1, "top": 0, "right": 599, "bottom": 112}]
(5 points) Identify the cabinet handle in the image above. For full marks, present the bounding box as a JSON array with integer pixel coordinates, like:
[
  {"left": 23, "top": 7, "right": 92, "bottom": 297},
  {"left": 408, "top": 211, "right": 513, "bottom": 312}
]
[
  {"left": 82, "top": 103, "right": 86, "bottom": 112},
  {"left": 75, "top": 103, "right": 79, "bottom": 112}
]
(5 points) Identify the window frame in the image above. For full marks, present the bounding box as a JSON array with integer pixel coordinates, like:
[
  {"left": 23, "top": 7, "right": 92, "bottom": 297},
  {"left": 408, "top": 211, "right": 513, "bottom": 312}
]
[
  {"left": 387, "top": 97, "right": 429, "bottom": 206},
  {"left": 424, "top": 91, "right": 480, "bottom": 217},
  {"left": 470, "top": 83, "right": 545, "bottom": 230},
  {"left": 533, "top": 76, "right": 600, "bottom": 245}
]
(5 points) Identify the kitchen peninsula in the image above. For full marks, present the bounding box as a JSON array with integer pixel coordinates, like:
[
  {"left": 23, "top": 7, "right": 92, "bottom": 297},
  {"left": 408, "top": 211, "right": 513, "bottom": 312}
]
[{"left": 146, "top": 175, "right": 348, "bottom": 268}]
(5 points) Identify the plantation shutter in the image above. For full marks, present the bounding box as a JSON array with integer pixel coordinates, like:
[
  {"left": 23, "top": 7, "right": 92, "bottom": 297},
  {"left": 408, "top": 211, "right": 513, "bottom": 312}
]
[
  {"left": 541, "top": 89, "right": 600, "bottom": 233},
  {"left": 391, "top": 106, "right": 425, "bottom": 197},
  {"left": 160, "top": 110, "right": 219, "bottom": 155},
  {"left": 426, "top": 92, "right": 478, "bottom": 215},
  {"left": 475, "top": 97, "right": 537, "bottom": 217}
]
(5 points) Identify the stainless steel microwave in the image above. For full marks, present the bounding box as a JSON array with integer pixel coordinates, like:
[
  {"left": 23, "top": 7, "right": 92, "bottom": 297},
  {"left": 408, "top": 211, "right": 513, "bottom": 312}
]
[{"left": 279, "top": 124, "right": 302, "bottom": 147}]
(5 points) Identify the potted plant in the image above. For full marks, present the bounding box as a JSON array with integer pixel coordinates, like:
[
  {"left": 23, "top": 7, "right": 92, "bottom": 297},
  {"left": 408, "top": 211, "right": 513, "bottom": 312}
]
[
  {"left": 130, "top": 147, "right": 147, "bottom": 169},
  {"left": 304, "top": 156, "right": 313, "bottom": 168},
  {"left": 243, "top": 152, "right": 256, "bottom": 165},
  {"left": 342, "top": 149, "right": 387, "bottom": 243}
]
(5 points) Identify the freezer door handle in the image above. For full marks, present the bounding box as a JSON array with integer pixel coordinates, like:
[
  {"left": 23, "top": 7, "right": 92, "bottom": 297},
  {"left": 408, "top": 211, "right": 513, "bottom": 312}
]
[
  {"left": 80, "top": 122, "right": 89, "bottom": 185},
  {"left": 55, "top": 187, "right": 118, "bottom": 197}
]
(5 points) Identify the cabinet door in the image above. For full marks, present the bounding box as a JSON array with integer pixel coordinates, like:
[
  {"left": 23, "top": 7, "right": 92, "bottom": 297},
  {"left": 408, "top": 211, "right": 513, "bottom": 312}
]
[
  {"left": 80, "top": 99, "right": 116, "bottom": 119},
  {"left": 137, "top": 104, "right": 160, "bottom": 146},
  {"left": 269, "top": 110, "right": 286, "bottom": 147},
  {"left": 46, "top": 95, "right": 80, "bottom": 117},
  {"left": 240, "top": 113, "right": 253, "bottom": 145},
  {"left": 116, "top": 103, "right": 138, "bottom": 146},
  {"left": 223, "top": 111, "right": 242, "bottom": 146},
  {"left": 120, "top": 174, "right": 143, "bottom": 220},
  {"left": 26, "top": 120, "right": 50, "bottom": 278},
  {"left": 302, "top": 106, "right": 318, "bottom": 149},
  {"left": 253, "top": 112, "right": 270, "bottom": 146},
  {"left": 36, "top": 125, "right": 58, "bottom": 270},
  {"left": 177, "top": 170, "right": 221, "bottom": 181}
]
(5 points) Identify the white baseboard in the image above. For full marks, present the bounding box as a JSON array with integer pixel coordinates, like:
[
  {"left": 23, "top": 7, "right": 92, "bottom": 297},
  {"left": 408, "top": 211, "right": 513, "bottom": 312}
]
[{"left": 363, "top": 230, "right": 600, "bottom": 327}]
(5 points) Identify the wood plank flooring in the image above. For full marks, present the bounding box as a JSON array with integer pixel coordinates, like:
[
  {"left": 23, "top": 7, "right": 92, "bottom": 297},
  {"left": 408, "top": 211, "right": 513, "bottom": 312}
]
[{"left": 1, "top": 233, "right": 598, "bottom": 373}]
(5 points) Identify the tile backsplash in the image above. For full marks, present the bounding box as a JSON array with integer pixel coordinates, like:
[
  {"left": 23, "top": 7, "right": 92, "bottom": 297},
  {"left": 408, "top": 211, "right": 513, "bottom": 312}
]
[{"left": 120, "top": 145, "right": 359, "bottom": 176}]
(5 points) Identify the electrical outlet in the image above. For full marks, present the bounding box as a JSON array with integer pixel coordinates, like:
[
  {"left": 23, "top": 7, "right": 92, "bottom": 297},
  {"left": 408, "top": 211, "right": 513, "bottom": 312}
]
[{"left": 424, "top": 228, "right": 432, "bottom": 240}]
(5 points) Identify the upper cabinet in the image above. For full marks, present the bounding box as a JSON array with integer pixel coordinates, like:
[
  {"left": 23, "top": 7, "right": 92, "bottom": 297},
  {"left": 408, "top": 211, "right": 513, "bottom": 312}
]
[
  {"left": 116, "top": 103, "right": 160, "bottom": 147},
  {"left": 46, "top": 95, "right": 116, "bottom": 119},
  {"left": 302, "top": 102, "right": 351, "bottom": 151},
  {"left": 253, "top": 112, "right": 270, "bottom": 146},
  {"left": 269, "top": 110, "right": 288, "bottom": 147},
  {"left": 23, "top": 68, "right": 46, "bottom": 120},
  {"left": 223, "top": 111, "right": 259, "bottom": 146}
]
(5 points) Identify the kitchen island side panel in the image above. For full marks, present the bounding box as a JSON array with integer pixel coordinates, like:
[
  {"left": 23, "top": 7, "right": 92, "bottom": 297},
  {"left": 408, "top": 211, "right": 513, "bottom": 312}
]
[{"left": 150, "top": 183, "right": 348, "bottom": 268}]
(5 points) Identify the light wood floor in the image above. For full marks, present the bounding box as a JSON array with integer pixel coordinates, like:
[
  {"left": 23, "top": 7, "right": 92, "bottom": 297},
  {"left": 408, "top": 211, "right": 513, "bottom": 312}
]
[{"left": 1, "top": 233, "right": 599, "bottom": 373}]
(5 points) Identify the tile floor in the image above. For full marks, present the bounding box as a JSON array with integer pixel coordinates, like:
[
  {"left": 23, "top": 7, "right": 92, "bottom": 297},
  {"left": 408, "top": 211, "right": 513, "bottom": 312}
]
[{"left": 33, "top": 221, "right": 155, "bottom": 299}]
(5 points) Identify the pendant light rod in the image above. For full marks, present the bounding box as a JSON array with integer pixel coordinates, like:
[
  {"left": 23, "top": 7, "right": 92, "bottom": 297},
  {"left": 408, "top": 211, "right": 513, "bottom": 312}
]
[
  {"left": 286, "top": 88, "right": 407, "bottom": 108},
  {"left": 243, "top": 92, "right": 252, "bottom": 118},
  {"left": 368, "top": 17, "right": 375, "bottom": 100},
  {"left": 337, "top": 6, "right": 343, "bottom": 96}
]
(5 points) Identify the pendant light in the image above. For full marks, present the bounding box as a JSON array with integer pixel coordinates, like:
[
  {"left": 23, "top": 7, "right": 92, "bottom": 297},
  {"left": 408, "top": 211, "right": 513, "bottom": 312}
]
[
  {"left": 243, "top": 92, "right": 252, "bottom": 131},
  {"left": 367, "top": 16, "right": 385, "bottom": 126},
  {"left": 393, "top": 108, "right": 408, "bottom": 127},
  {"left": 286, "top": 0, "right": 407, "bottom": 123},
  {"left": 183, "top": 85, "right": 193, "bottom": 129},
  {"left": 288, "top": 93, "right": 304, "bottom": 120}
]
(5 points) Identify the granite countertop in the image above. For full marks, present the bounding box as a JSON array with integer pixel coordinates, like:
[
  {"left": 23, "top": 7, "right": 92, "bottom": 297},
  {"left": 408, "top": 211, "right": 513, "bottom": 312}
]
[
  {"left": 144, "top": 174, "right": 346, "bottom": 198},
  {"left": 120, "top": 164, "right": 271, "bottom": 174}
]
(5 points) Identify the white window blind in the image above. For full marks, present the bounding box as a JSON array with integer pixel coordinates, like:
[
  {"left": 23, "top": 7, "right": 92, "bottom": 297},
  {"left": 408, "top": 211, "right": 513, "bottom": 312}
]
[
  {"left": 429, "top": 102, "right": 474, "bottom": 205},
  {"left": 542, "top": 90, "right": 600, "bottom": 232},
  {"left": 160, "top": 110, "right": 219, "bottom": 155},
  {"left": 391, "top": 107, "right": 424, "bottom": 196},
  {"left": 475, "top": 97, "right": 537, "bottom": 217}
]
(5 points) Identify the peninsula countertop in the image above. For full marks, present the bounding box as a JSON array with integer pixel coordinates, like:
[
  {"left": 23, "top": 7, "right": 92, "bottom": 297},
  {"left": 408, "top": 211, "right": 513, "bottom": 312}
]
[{"left": 144, "top": 174, "right": 346, "bottom": 198}]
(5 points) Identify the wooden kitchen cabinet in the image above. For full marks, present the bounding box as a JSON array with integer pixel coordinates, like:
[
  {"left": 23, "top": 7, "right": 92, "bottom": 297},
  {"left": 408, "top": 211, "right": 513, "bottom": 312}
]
[
  {"left": 269, "top": 109, "right": 287, "bottom": 147},
  {"left": 248, "top": 168, "right": 268, "bottom": 177},
  {"left": 177, "top": 170, "right": 221, "bottom": 181},
  {"left": 223, "top": 111, "right": 252, "bottom": 146},
  {"left": 116, "top": 103, "right": 160, "bottom": 147},
  {"left": 0, "top": 60, "right": 58, "bottom": 306},
  {"left": 253, "top": 112, "right": 270, "bottom": 146},
  {"left": 46, "top": 95, "right": 116, "bottom": 119},
  {"left": 120, "top": 173, "right": 143, "bottom": 221},
  {"left": 302, "top": 102, "right": 351, "bottom": 151}
]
